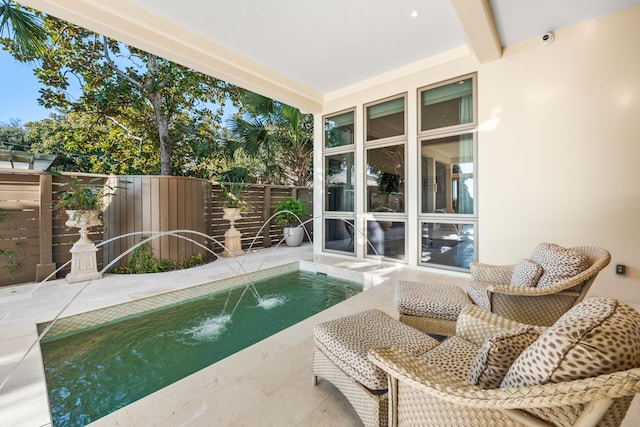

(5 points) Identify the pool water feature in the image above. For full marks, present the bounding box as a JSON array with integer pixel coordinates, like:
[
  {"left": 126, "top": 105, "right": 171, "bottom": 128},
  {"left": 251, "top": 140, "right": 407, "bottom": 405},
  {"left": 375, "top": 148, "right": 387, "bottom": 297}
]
[{"left": 40, "top": 267, "right": 362, "bottom": 426}]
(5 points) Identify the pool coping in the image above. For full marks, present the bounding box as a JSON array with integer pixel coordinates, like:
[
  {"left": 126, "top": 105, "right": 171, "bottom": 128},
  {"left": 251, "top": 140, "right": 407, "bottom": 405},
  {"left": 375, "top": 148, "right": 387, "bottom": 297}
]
[{"left": 38, "top": 260, "right": 381, "bottom": 341}]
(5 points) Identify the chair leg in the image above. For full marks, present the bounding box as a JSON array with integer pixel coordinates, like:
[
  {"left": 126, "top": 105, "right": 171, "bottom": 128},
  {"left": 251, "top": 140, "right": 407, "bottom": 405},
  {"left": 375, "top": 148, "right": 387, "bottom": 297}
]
[{"left": 312, "top": 349, "right": 388, "bottom": 427}]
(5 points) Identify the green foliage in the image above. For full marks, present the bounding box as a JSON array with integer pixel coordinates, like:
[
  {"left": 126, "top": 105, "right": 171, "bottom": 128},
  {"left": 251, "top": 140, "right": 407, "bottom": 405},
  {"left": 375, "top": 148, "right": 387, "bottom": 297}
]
[
  {"left": 0, "top": 208, "right": 19, "bottom": 279},
  {"left": 226, "top": 91, "right": 313, "bottom": 186},
  {"left": 0, "top": 120, "right": 29, "bottom": 150},
  {"left": 3, "top": 11, "right": 241, "bottom": 176},
  {"left": 52, "top": 175, "right": 122, "bottom": 211},
  {"left": 112, "top": 240, "right": 207, "bottom": 274},
  {"left": 273, "top": 198, "right": 308, "bottom": 227},
  {"left": 220, "top": 181, "right": 248, "bottom": 210},
  {"left": 0, "top": 1, "right": 48, "bottom": 60}
]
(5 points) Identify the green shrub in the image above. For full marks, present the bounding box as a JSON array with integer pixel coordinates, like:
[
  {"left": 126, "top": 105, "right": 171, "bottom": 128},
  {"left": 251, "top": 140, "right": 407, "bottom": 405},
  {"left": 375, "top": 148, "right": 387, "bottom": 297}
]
[
  {"left": 112, "top": 240, "right": 208, "bottom": 274},
  {"left": 273, "top": 198, "right": 308, "bottom": 227}
]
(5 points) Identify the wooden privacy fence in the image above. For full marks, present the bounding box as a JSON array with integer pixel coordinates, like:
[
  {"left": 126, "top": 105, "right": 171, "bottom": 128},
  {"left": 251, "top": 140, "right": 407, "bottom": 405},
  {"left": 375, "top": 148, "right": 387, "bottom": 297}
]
[
  {"left": 0, "top": 171, "right": 54, "bottom": 285},
  {"left": 0, "top": 170, "right": 312, "bottom": 287},
  {"left": 102, "top": 175, "right": 213, "bottom": 270},
  {"left": 210, "top": 184, "right": 313, "bottom": 251}
]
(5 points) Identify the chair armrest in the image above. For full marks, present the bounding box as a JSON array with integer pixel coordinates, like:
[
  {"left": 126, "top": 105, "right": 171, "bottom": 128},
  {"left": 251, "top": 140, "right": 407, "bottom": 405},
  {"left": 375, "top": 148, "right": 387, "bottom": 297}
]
[
  {"left": 368, "top": 347, "right": 640, "bottom": 409},
  {"left": 455, "top": 305, "right": 530, "bottom": 346},
  {"left": 486, "top": 283, "right": 580, "bottom": 297},
  {"left": 469, "top": 262, "right": 515, "bottom": 285}
]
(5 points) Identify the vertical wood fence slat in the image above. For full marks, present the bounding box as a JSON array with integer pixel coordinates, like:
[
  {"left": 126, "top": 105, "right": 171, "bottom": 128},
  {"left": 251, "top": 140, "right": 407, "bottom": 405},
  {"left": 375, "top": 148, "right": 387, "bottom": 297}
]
[
  {"left": 36, "top": 173, "right": 56, "bottom": 281},
  {"left": 169, "top": 178, "right": 179, "bottom": 261}
]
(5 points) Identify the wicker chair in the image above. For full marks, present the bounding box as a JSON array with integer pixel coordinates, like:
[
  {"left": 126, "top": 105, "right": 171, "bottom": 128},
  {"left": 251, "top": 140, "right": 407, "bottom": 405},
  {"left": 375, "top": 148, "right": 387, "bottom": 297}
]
[
  {"left": 370, "top": 299, "right": 640, "bottom": 427},
  {"left": 397, "top": 244, "right": 611, "bottom": 335}
]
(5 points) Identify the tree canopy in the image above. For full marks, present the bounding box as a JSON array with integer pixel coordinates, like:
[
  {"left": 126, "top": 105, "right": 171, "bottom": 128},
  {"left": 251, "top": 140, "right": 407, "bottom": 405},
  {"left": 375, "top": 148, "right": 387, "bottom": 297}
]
[
  {"left": 226, "top": 92, "right": 313, "bottom": 186},
  {"left": 1, "top": 1, "right": 313, "bottom": 183},
  {"left": 2, "top": 2, "right": 240, "bottom": 176}
]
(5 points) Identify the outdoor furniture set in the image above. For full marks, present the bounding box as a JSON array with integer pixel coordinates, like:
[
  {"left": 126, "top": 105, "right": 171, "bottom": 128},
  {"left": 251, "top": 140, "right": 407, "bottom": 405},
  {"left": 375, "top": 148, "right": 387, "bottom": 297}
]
[{"left": 312, "top": 243, "right": 640, "bottom": 427}]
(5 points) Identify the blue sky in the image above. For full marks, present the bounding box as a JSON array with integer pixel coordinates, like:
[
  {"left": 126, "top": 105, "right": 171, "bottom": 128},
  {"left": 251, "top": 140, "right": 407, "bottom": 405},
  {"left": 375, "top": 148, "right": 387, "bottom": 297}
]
[{"left": 0, "top": 49, "right": 53, "bottom": 124}]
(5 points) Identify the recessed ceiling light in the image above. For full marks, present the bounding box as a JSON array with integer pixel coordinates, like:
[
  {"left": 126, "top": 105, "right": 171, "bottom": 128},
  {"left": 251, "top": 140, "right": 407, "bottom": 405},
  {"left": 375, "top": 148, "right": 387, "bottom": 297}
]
[{"left": 410, "top": 10, "right": 420, "bottom": 18}]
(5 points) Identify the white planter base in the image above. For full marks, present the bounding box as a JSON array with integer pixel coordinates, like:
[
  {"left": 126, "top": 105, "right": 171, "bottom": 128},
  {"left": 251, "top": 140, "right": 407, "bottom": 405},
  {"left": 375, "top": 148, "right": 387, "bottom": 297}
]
[
  {"left": 284, "top": 227, "right": 304, "bottom": 247},
  {"left": 66, "top": 238, "right": 101, "bottom": 284}
]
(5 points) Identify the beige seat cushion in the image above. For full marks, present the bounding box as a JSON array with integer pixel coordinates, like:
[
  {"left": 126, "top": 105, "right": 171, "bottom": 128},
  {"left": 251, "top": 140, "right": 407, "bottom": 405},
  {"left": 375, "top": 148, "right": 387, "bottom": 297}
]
[
  {"left": 396, "top": 281, "right": 472, "bottom": 320},
  {"left": 529, "top": 243, "right": 590, "bottom": 288},
  {"left": 419, "top": 336, "right": 479, "bottom": 380},
  {"left": 501, "top": 298, "right": 640, "bottom": 388},
  {"left": 314, "top": 309, "right": 439, "bottom": 390}
]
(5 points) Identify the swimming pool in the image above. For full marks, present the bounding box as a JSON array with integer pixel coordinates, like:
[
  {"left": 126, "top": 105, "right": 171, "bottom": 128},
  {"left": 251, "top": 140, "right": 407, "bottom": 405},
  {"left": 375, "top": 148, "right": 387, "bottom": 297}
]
[{"left": 39, "top": 263, "right": 362, "bottom": 426}]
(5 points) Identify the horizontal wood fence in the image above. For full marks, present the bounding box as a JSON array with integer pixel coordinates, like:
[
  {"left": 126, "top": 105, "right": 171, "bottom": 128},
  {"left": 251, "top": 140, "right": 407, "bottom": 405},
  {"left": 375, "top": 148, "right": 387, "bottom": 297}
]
[
  {"left": 210, "top": 184, "right": 313, "bottom": 251},
  {"left": 0, "top": 169, "right": 312, "bottom": 287}
]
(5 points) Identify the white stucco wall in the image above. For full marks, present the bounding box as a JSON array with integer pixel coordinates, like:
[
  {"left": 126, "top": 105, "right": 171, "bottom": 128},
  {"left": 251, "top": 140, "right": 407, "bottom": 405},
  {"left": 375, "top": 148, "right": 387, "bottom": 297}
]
[
  {"left": 316, "top": 5, "right": 640, "bottom": 303},
  {"left": 477, "top": 6, "right": 640, "bottom": 302}
]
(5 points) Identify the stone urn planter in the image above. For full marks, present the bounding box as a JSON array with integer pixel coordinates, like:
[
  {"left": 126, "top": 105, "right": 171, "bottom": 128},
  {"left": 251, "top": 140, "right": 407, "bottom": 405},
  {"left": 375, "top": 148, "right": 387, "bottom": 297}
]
[
  {"left": 221, "top": 207, "right": 244, "bottom": 257},
  {"left": 65, "top": 209, "right": 102, "bottom": 283}
]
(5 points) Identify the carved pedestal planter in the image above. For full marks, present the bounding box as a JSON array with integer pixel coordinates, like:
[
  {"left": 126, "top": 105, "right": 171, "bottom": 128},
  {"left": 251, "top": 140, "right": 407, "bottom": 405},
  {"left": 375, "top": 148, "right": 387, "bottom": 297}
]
[
  {"left": 221, "top": 208, "right": 244, "bottom": 257},
  {"left": 65, "top": 210, "right": 102, "bottom": 284}
]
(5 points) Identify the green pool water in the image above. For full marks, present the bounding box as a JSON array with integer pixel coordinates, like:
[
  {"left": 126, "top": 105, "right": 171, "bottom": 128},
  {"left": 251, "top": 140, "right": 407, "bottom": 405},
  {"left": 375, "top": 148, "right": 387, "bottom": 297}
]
[{"left": 40, "top": 270, "right": 362, "bottom": 426}]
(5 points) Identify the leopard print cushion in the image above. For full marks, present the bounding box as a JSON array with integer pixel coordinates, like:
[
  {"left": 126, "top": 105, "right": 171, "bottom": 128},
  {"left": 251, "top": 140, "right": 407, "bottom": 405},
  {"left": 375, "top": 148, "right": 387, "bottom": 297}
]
[
  {"left": 466, "top": 281, "right": 490, "bottom": 309},
  {"left": 529, "top": 243, "right": 590, "bottom": 289},
  {"left": 418, "top": 336, "right": 479, "bottom": 380},
  {"left": 501, "top": 298, "right": 640, "bottom": 388},
  {"left": 468, "top": 325, "right": 542, "bottom": 389},
  {"left": 396, "top": 281, "right": 472, "bottom": 320},
  {"left": 314, "top": 309, "right": 438, "bottom": 390},
  {"left": 510, "top": 259, "right": 544, "bottom": 287}
]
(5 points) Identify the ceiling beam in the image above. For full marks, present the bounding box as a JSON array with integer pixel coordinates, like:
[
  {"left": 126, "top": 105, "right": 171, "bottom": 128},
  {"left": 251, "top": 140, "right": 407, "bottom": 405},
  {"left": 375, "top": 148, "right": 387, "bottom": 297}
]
[
  {"left": 17, "top": 0, "right": 324, "bottom": 113},
  {"left": 449, "top": 0, "right": 502, "bottom": 63}
]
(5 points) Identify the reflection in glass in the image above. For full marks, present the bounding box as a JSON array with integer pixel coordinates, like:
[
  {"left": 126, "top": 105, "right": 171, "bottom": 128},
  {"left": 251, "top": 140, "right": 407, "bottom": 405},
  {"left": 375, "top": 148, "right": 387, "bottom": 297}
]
[
  {"left": 366, "top": 144, "right": 404, "bottom": 213},
  {"left": 421, "top": 222, "right": 474, "bottom": 269},
  {"left": 366, "top": 97, "right": 405, "bottom": 141},
  {"left": 325, "top": 152, "right": 354, "bottom": 212},
  {"left": 325, "top": 111, "right": 354, "bottom": 148},
  {"left": 366, "top": 220, "right": 405, "bottom": 261},
  {"left": 420, "top": 134, "right": 474, "bottom": 214},
  {"left": 324, "top": 218, "right": 354, "bottom": 254},
  {"left": 420, "top": 78, "right": 473, "bottom": 131}
]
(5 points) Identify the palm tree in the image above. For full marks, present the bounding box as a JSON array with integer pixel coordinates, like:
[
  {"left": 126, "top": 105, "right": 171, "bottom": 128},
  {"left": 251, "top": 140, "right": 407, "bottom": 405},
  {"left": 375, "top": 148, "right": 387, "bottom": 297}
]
[
  {"left": 0, "top": 0, "right": 48, "bottom": 60},
  {"left": 226, "top": 91, "right": 313, "bottom": 186}
]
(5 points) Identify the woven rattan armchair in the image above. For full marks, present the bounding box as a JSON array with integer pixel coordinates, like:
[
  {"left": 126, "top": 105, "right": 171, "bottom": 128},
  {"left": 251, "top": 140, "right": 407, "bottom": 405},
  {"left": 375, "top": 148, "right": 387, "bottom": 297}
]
[
  {"left": 370, "top": 299, "right": 640, "bottom": 427},
  {"left": 468, "top": 245, "right": 611, "bottom": 326},
  {"left": 397, "top": 244, "right": 611, "bottom": 336}
]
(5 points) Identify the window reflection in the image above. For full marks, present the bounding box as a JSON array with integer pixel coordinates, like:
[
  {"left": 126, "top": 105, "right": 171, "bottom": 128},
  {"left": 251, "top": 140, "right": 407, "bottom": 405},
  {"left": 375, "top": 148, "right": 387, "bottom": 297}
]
[
  {"left": 366, "top": 97, "right": 405, "bottom": 141},
  {"left": 366, "top": 220, "right": 405, "bottom": 261},
  {"left": 420, "top": 134, "right": 474, "bottom": 214},
  {"left": 325, "top": 111, "right": 354, "bottom": 148},
  {"left": 324, "top": 218, "right": 354, "bottom": 254},
  {"left": 325, "top": 152, "right": 354, "bottom": 212},
  {"left": 366, "top": 144, "right": 405, "bottom": 213},
  {"left": 421, "top": 222, "right": 474, "bottom": 269},
  {"left": 420, "top": 78, "right": 473, "bottom": 131}
]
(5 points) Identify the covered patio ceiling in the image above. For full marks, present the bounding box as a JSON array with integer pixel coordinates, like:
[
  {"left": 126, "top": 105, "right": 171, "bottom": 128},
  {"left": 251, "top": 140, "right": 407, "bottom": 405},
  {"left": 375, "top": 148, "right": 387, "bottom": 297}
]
[{"left": 18, "top": 0, "right": 640, "bottom": 113}]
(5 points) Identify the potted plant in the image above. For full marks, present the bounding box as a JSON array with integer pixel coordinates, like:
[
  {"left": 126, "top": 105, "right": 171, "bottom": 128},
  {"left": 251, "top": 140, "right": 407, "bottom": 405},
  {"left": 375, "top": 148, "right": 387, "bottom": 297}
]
[
  {"left": 274, "top": 197, "right": 308, "bottom": 247},
  {"left": 220, "top": 181, "right": 248, "bottom": 221},
  {"left": 51, "top": 175, "right": 124, "bottom": 283},
  {"left": 54, "top": 176, "right": 117, "bottom": 228}
]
